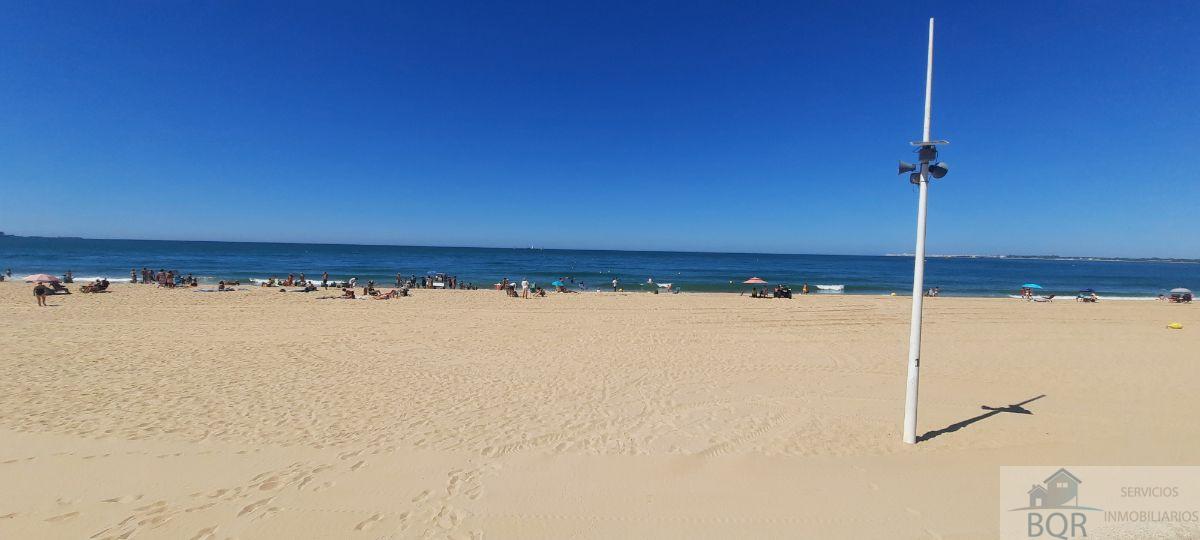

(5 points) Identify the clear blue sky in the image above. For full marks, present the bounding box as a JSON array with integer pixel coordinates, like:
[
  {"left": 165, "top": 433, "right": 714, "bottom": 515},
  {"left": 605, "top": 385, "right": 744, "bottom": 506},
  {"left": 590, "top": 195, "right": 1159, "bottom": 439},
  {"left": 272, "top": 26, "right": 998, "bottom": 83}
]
[{"left": 1, "top": 2, "right": 1197, "bottom": 257}]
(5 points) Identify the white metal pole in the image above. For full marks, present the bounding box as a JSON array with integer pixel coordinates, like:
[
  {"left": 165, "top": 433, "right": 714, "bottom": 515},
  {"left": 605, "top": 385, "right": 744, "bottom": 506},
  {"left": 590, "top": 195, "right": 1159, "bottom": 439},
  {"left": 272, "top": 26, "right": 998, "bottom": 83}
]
[{"left": 903, "top": 17, "right": 935, "bottom": 445}]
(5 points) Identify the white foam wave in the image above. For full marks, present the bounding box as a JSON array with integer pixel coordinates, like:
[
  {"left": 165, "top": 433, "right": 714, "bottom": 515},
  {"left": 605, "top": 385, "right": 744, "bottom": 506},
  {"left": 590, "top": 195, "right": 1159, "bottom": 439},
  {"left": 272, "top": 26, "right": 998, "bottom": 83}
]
[{"left": 74, "top": 276, "right": 133, "bottom": 283}]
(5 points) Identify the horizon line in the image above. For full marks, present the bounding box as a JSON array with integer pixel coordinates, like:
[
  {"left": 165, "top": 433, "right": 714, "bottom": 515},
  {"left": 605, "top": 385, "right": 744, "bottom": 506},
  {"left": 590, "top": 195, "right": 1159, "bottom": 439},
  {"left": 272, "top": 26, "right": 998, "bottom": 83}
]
[{"left": 2, "top": 232, "right": 1197, "bottom": 263}]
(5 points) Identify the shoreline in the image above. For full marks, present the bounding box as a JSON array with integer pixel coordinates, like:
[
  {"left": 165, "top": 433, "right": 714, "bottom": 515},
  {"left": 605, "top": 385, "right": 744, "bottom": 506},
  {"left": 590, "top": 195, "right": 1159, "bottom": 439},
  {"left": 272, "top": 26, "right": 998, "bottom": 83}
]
[
  {"left": 1, "top": 279, "right": 1171, "bottom": 300},
  {"left": 1, "top": 280, "right": 1196, "bottom": 538}
]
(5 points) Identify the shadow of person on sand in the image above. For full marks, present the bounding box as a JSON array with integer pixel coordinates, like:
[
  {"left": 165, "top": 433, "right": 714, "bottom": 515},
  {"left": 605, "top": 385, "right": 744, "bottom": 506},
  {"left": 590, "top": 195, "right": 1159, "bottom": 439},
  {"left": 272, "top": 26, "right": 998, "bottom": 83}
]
[{"left": 917, "top": 394, "right": 1046, "bottom": 443}]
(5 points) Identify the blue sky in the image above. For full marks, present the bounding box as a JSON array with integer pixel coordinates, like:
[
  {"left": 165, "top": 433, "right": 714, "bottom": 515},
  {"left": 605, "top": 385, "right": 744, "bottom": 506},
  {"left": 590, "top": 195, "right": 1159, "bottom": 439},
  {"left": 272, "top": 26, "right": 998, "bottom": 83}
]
[{"left": 1, "top": 2, "right": 1197, "bottom": 257}]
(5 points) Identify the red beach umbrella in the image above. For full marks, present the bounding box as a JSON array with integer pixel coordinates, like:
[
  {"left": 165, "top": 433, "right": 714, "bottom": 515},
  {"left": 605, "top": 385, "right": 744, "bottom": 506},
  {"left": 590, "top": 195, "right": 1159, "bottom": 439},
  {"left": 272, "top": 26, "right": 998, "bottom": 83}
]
[
  {"left": 743, "top": 277, "right": 767, "bottom": 284},
  {"left": 23, "top": 274, "right": 60, "bottom": 283}
]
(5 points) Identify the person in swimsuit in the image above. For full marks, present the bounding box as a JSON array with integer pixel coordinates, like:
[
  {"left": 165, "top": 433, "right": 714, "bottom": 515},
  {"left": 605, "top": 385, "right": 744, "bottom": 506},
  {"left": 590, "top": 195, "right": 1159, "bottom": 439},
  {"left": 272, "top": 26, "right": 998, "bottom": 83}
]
[{"left": 34, "top": 283, "right": 48, "bottom": 306}]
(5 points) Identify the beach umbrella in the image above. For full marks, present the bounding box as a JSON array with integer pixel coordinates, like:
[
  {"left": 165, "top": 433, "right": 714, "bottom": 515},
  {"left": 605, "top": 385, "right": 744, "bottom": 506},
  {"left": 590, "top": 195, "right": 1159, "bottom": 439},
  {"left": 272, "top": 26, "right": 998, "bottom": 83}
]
[
  {"left": 551, "top": 280, "right": 565, "bottom": 287},
  {"left": 743, "top": 277, "right": 767, "bottom": 284},
  {"left": 1022, "top": 283, "right": 1043, "bottom": 289},
  {"left": 1170, "top": 288, "right": 1192, "bottom": 294},
  {"left": 23, "top": 274, "right": 60, "bottom": 283}
]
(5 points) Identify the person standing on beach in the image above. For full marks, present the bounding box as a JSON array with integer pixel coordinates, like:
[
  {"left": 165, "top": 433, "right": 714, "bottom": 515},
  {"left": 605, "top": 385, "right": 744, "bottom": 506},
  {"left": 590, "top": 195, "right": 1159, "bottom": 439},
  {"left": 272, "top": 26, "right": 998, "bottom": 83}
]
[
  {"left": 395, "top": 273, "right": 402, "bottom": 288},
  {"left": 130, "top": 268, "right": 137, "bottom": 283},
  {"left": 323, "top": 272, "right": 330, "bottom": 288},
  {"left": 34, "top": 282, "right": 48, "bottom": 306},
  {"left": 521, "top": 278, "right": 530, "bottom": 299},
  {"left": 612, "top": 278, "right": 618, "bottom": 292}
]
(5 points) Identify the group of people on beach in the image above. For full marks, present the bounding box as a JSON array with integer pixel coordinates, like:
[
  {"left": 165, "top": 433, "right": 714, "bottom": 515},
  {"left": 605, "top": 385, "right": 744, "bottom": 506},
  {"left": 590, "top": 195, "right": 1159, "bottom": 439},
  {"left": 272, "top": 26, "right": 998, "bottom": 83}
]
[
  {"left": 498, "top": 277, "right": 545, "bottom": 298},
  {"left": 748, "top": 285, "right": 795, "bottom": 298},
  {"left": 254, "top": 272, "right": 479, "bottom": 292},
  {"left": 132, "top": 267, "right": 198, "bottom": 287}
]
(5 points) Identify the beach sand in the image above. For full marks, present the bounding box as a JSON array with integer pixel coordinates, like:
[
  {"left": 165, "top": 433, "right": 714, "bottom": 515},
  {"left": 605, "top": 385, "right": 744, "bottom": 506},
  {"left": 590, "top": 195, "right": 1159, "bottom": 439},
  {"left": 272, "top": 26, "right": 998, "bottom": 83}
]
[{"left": 1, "top": 282, "right": 1196, "bottom": 538}]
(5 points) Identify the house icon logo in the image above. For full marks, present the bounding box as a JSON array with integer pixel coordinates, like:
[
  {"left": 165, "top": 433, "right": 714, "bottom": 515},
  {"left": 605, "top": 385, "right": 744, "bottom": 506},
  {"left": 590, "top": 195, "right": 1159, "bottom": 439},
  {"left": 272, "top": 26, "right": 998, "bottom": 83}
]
[
  {"left": 1010, "top": 468, "right": 1101, "bottom": 539},
  {"left": 1012, "top": 468, "right": 1100, "bottom": 511}
]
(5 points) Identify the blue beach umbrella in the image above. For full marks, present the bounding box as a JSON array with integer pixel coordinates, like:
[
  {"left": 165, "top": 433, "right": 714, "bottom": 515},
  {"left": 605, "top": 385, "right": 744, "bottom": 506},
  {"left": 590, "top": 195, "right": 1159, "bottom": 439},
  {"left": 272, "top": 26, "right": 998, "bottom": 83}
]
[
  {"left": 551, "top": 280, "right": 565, "bottom": 287},
  {"left": 1022, "top": 283, "right": 1043, "bottom": 289}
]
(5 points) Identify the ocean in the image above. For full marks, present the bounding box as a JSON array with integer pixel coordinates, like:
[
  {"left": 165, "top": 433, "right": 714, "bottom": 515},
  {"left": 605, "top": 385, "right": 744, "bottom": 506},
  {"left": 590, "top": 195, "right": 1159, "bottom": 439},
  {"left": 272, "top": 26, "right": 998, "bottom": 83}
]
[{"left": 0, "top": 236, "right": 1195, "bottom": 298}]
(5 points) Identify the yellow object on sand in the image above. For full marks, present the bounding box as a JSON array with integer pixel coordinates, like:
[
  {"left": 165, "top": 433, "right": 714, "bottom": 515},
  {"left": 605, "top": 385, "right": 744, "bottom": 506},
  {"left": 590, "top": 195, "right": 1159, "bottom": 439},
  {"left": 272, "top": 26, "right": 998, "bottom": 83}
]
[{"left": 1167, "top": 322, "right": 1183, "bottom": 330}]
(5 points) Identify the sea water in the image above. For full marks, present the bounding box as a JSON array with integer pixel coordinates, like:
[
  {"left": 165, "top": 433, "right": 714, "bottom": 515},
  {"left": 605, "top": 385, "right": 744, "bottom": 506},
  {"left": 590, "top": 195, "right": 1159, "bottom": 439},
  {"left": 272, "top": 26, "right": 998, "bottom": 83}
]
[{"left": 1, "top": 237, "right": 1195, "bottom": 297}]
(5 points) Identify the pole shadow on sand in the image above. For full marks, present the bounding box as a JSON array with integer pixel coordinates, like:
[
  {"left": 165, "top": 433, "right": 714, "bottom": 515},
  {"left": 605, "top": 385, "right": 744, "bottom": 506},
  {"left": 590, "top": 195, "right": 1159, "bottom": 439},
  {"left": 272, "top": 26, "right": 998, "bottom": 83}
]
[{"left": 917, "top": 394, "right": 1046, "bottom": 443}]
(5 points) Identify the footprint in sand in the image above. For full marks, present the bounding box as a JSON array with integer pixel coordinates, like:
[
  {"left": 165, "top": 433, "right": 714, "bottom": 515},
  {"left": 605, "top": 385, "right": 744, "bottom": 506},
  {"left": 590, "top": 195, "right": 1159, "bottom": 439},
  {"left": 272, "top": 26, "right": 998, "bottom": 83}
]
[
  {"left": 186, "top": 502, "right": 218, "bottom": 513},
  {"left": 433, "top": 505, "right": 460, "bottom": 530},
  {"left": 102, "top": 494, "right": 144, "bottom": 504},
  {"left": 45, "top": 511, "right": 80, "bottom": 522},
  {"left": 354, "top": 513, "right": 383, "bottom": 531},
  {"left": 312, "top": 481, "right": 335, "bottom": 492},
  {"left": 134, "top": 501, "right": 167, "bottom": 512},
  {"left": 190, "top": 525, "right": 218, "bottom": 540},
  {"left": 350, "top": 460, "right": 366, "bottom": 471},
  {"left": 238, "top": 497, "right": 274, "bottom": 518},
  {"left": 412, "top": 490, "right": 431, "bottom": 503}
]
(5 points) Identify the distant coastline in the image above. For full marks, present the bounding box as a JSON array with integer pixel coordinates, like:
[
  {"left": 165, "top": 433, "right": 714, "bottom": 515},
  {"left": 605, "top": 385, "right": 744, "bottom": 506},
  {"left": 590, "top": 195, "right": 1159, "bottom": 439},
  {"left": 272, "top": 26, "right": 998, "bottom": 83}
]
[
  {"left": 884, "top": 253, "right": 1200, "bottom": 264},
  {"left": 3, "top": 232, "right": 1195, "bottom": 263}
]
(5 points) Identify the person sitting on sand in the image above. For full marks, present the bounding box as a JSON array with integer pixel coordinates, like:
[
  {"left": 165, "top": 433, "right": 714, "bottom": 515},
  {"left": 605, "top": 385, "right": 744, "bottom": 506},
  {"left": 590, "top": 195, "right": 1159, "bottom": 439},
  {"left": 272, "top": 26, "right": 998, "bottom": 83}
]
[{"left": 342, "top": 288, "right": 356, "bottom": 299}]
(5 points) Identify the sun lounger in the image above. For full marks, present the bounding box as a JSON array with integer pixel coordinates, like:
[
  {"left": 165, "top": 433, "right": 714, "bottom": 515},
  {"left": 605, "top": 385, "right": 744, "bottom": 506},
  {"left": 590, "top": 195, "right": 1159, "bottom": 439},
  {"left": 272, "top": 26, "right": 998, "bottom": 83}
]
[{"left": 1033, "top": 295, "right": 1055, "bottom": 303}]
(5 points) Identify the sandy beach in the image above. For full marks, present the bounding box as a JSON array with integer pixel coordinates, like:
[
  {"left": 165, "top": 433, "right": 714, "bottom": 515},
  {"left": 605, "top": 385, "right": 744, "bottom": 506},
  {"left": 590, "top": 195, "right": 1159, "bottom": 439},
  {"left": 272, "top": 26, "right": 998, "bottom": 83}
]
[{"left": 1, "top": 282, "right": 1196, "bottom": 538}]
